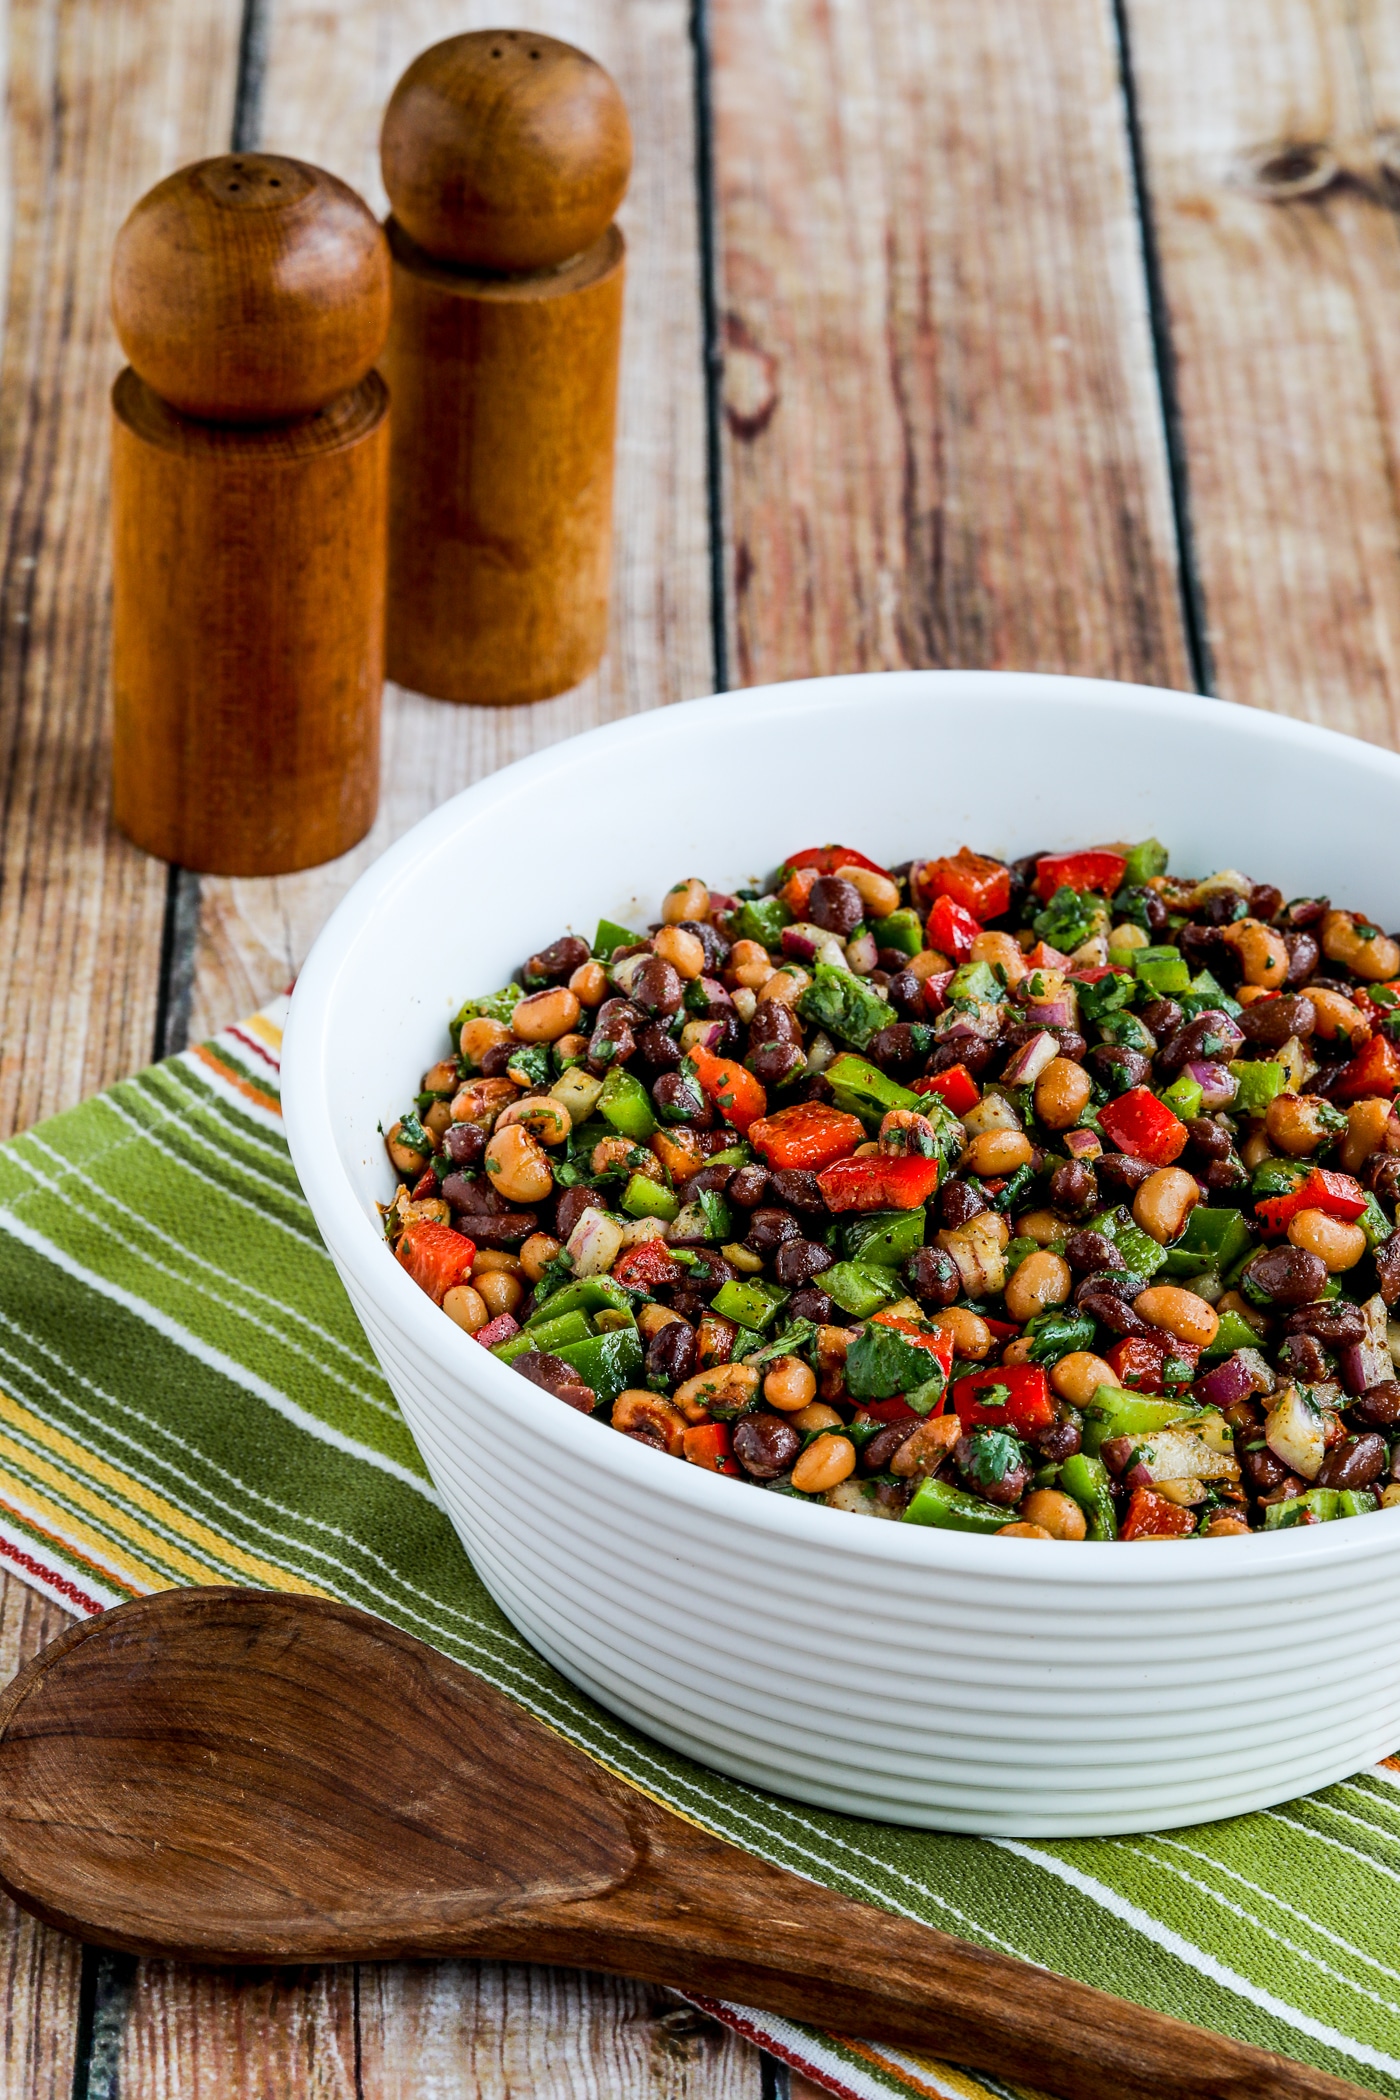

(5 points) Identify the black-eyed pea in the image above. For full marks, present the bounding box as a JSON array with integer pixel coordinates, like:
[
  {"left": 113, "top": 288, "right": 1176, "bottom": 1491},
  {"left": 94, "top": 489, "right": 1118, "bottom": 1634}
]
[
  {"left": 888, "top": 1414, "right": 960, "bottom": 1479},
  {"left": 996, "top": 1522, "right": 1053, "bottom": 1538},
  {"left": 1202, "top": 1510, "right": 1252, "bottom": 1535},
  {"left": 1132, "top": 1166, "right": 1200, "bottom": 1244},
  {"left": 834, "top": 863, "right": 900, "bottom": 919},
  {"left": 880, "top": 1109, "right": 938, "bottom": 1155},
  {"left": 1322, "top": 908, "right": 1400, "bottom": 982},
  {"left": 1310, "top": 988, "right": 1370, "bottom": 1046},
  {"left": 1051, "top": 1351, "right": 1117, "bottom": 1406},
  {"left": 674, "top": 1363, "right": 761, "bottom": 1415},
  {"left": 423, "top": 1100, "right": 453, "bottom": 1140},
  {"left": 791, "top": 1401, "right": 843, "bottom": 1432},
  {"left": 969, "top": 930, "right": 1026, "bottom": 982},
  {"left": 907, "top": 948, "right": 953, "bottom": 981},
  {"left": 519, "top": 1231, "right": 562, "bottom": 1282},
  {"left": 1014, "top": 1208, "right": 1066, "bottom": 1248},
  {"left": 1034, "top": 1057, "right": 1093, "bottom": 1131},
  {"left": 451, "top": 1077, "right": 520, "bottom": 1129},
  {"left": 654, "top": 924, "right": 706, "bottom": 979},
  {"left": 760, "top": 966, "right": 810, "bottom": 1008},
  {"left": 473, "top": 1249, "right": 524, "bottom": 1276},
  {"left": 1265, "top": 1092, "right": 1336, "bottom": 1158},
  {"left": 442, "top": 1285, "right": 488, "bottom": 1333},
  {"left": 791, "top": 1433, "right": 857, "bottom": 1494},
  {"left": 1215, "top": 1288, "right": 1269, "bottom": 1338},
  {"left": 662, "top": 878, "right": 710, "bottom": 925},
  {"left": 511, "top": 986, "right": 582, "bottom": 1042},
  {"left": 483, "top": 1122, "right": 555, "bottom": 1204},
  {"left": 1240, "top": 1126, "right": 1275, "bottom": 1171},
  {"left": 927, "top": 1304, "right": 992, "bottom": 1360},
  {"left": 1003, "top": 1250, "right": 1072, "bottom": 1324},
  {"left": 475, "top": 1269, "right": 524, "bottom": 1320},
  {"left": 612, "top": 1389, "right": 687, "bottom": 1454},
  {"left": 728, "top": 938, "right": 774, "bottom": 991},
  {"left": 568, "top": 960, "right": 609, "bottom": 1006},
  {"left": 1019, "top": 1488, "right": 1087, "bottom": 1540},
  {"left": 496, "top": 1095, "right": 571, "bottom": 1147},
  {"left": 763, "top": 1356, "right": 818, "bottom": 1411},
  {"left": 386, "top": 1121, "right": 430, "bottom": 1175},
  {"left": 637, "top": 1303, "right": 684, "bottom": 1339},
  {"left": 421, "top": 1058, "right": 458, "bottom": 1094},
  {"left": 459, "top": 1015, "right": 512, "bottom": 1066},
  {"left": 1341, "top": 1097, "right": 1396, "bottom": 1174},
  {"left": 1222, "top": 918, "right": 1289, "bottom": 988},
  {"left": 405, "top": 1198, "right": 451, "bottom": 1226},
  {"left": 1382, "top": 1483, "right": 1400, "bottom": 1510},
  {"left": 1287, "top": 1208, "right": 1367, "bottom": 1272},
  {"left": 1133, "top": 1284, "right": 1220, "bottom": 1348},
  {"left": 961, "top": 1128, "right": 1033, "bottom": 1176}
]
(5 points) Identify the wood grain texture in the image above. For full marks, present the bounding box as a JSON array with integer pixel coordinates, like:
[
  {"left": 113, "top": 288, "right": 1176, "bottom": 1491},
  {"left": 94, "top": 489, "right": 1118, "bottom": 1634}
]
[
  {"left": 0, "top": 1575, "right": 83, "bottom": 2100},
  {"left": 0, "top": 1589, "right": 1368, "bottom": 2100},
  {"left": 186, "top": 0, "right": 712, "bottom": 1042},
  {"left": 710, "top": 0, "right": 1191, "bottom": 691},
  {"left": 0, "top": 0, "right": 244, "bottom": 1136},
  {"left": 1122, "top": 0, "right": 1400, "bottom": 743}
]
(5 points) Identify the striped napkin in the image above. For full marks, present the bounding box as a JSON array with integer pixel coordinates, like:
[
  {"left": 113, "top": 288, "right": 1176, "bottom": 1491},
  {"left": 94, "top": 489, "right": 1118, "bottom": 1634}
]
[{"left": 0, "top": 1001, "right": 1397, "bottom": 2100}]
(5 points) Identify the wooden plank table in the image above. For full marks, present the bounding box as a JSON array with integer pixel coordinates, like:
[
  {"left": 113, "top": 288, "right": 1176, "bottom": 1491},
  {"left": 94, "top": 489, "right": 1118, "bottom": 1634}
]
[{"left": 2, "top": 0, "right": 1399, "bottom": 2089}]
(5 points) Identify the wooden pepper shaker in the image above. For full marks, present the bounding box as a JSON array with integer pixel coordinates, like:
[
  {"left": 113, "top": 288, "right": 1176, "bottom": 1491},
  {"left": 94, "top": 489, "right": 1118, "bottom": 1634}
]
[
  {"left": 379, "top": 31, "right": 632, "bottom": 705},
  {"left": 110, "top": 155, "right": 392, "bottom": 875}
]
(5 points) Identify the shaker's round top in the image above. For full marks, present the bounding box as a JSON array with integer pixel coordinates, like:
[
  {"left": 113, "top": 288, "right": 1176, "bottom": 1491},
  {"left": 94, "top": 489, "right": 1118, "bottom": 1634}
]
[
  {"left": 111, "top": 155, "right": 392, "bottom": 422},
  {"left": 380, "top": 31, "right": 632, "bottom": 273}
]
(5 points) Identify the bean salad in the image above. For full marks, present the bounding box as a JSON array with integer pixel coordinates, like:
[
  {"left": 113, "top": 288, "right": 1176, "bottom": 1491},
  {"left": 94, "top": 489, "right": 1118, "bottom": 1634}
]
[{"left": 382, "top": 841, "right": 1400, "bottom": 1539}]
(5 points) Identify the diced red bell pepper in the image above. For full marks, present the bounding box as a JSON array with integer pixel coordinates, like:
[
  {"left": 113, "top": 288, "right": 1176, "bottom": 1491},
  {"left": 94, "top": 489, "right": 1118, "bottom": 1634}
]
[
  {"left": 857, "top": 1396, "right": 921, "bottom": 1425},
  {"left": 871, "top": 1312, "right": 956, "bottom": 1381},
  {"left": 1098, "top": 1086, "right": 1189, "bottom": 1166},
  {"left": 682, "top": 1422, "right": 741, "bottom": 1475},
  {"left": 817, "top": 1152, "right": 942, "bottom": 1212},
  {"left": 1330, "top": 1031, "right": 1400, "bottom": 1105},
  {"left": 613, "top": 1238, "right": 685, "bottom": 1292},
  {"left": 1069, "top": 964, "right": 1132, "bottom": 987},
  {"left": 1023, "top": 940, "right": 1070, "bottom": 970},
  {"left": 1106, "top": 1333, "right": 1201, "bottom": 1395},
  {"left": 689, "top": 1045, "right": 767, "bottom": 1132},
  {"left": 475, "top": 1311, "right": 520, "bottom": 1350},
  {"left": 911, "top": 849, "right": 1011, "bottom": 925},
  {"left": 749, "top": 1100, "right": 865, "bottom": 1171},
  {"left": 919, "top": 971, "right": 955, "bottom": 1015},
  {"left": 778, "top": 865, "right": 818, "bottom": 915},
  {"left": 981, "top": 1316, "right": 1022, "bottom": 1345},
  {"left": 952, "top": 1363, "right": 1055, "bottom": 1437},
  {"left": 1255, "top": 1166, "right": 1368, "bottom": 1234},
  {"left": 409, "top": 1167, "right": 439, "bottom": 1201},
  {"left": 782, "top": 844, "right": 888, "bottom": 879},
  {"left": 396, "top": 1218, "right": 477, "bottom": 1304},
  {"left": 926, "top": 894, "right": 980, "bottom": 963},
  {"left": 914, "top": 1065, "right": 981, "bottom": 1116},
  {"left": 1119, "top": 1486, "right": 1196, "bottom": 1540},
  {"left": 1033, "top": 849, "right": 1127, "bottom": 902}
]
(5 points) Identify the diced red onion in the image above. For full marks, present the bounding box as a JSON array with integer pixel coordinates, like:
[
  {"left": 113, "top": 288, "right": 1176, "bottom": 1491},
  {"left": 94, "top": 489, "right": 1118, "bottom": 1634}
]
[
  {"left": 1063, "top": 1128, "right": 1102, "bottom": 1161},
  {"left": 781, "top": 924, "right": 821, "bottom": 963},
  {"left": 1193, "top": 1352, "right": 1256, "bottom": 1411},
  {"left": 1001, "top": 1029, "right": 1060, "bottom": 1087},
  {"left": 1022, "top": 999, "right": 1074, "bottom": 1029},
  {"left": 474, "top": 1312, "right": 520, "bottom": 1350},
  {"left": 1340, "top": 1339, "right": 1392, "bottom": 1395},
  {"left": 1198, "top": 1009, "right": 1245, "bottom": 1056},
  {"left": 1186, "top": 1059, "right": 1238, "bottom": 1110},
  {"left": 1099, "top": 1435, "right": 1136, "bottom": 1476}
]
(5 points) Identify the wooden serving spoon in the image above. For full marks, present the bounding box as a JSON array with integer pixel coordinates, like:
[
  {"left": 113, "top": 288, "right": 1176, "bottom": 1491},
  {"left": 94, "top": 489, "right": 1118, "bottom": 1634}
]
[{"left": 0, "top": 1588, "right": 1366, "bottom": 2100}]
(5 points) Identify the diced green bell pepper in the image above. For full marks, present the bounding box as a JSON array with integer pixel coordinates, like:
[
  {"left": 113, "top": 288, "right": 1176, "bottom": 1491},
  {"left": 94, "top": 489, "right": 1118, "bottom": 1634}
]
[
  {"left": 821, "top": 1260, "right": 900, "bottom": 1318},
  {"left": 1003, "top": 1235, "right": 1040, "bottom": 1273},
  {"left": 1059, "top": 1452, "right": 1117, "bottom": 1541},
  {"left": 1178, "top": 969, "right": 1242, "bottom": 1021},
  {"left": 710, "top": 1278, "right": 788, "bottom": 1331},
  {"left": 621, "top": 1173, "right": 679, "bottom": 1222},
  {"left": 705, "top": 1143, "right": 753, "bottom": 1169},
  {"left": 1122, "top": 838, "right": 1168, "bottom": 886},
  {"left": 1135, "top": 946, "right": 1193, "bottom": 996},
  {"left": 554, "top": 1327, "right": 645, "bottom": 1410},
  {"left": 841, "top": 1207, "right": 925, "bottom": 1267},
  {"left": 699, "top": 1187, "right": 733, "bottom": 1241},
  {"left": 1358, "top": 1193, "right": 1393, "bottom": 1252},
  {"left": 1228, "top": 1060, "right": 1287, "bottom": 1116},
  {"left": 450, "top": 983, "right": 522, "bottom": 1037},
  {"left": 1202, "top": 1308, "right": 1264, "bottom": 1359},
  {"left": 1166, "top": 1204, "right": 1253, "bottom": 1275},
  {"left": 946, "top": 960, "right": 1005, "bottom": 1005},
  {"left": 798, "top": 965, "right": 895, "bottom": 1052},
  {"left": 598, "top": 1065, "right": 657, "bottom": 1140},
  {"left": 870, "top": 907, "right": 924, "bottom": 957},
  {"left": 733, "top": 895, "right": 792, "bottom": 950},
  {"left": 1082, "top": 1384, "right": 1200, "bottom": 1456},
  {"left": 1264, "top": 1488, "right": 1339, "bottom": 1529},
  {"left": 494, "top": 1310, "right": 594, "bottom": 1363},
  {"left": 825, "top": 1052, "right": 923, "bottom": 1122},
  {"left": 1251, "top": 1157, "right": 1310, "bottom": 1199},
  {"left": 902, "top": 1476, "right": 1012, "bottom": 1535},
  {"left": 1338, "top": 1489, "right": 1380, "bottom": 1519},
  {"left": 1157, "top": 1073, "right": 1203, "bottom": 1123},
  {"left": 529, "top": 1276, "right": 636, "bottom": 1325},
  {"left": 593, "top": 917, "right": 641, "bottom": 959},
  {"left": 1086, "top": 1208, "right": 1167, "bottom": 1279}
]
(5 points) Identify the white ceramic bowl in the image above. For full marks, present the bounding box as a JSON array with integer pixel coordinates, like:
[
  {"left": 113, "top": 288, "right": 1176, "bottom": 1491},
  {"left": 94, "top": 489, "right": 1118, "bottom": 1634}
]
[{"left": 283, "top": 670, "right": 1400, "bottom": 1836}]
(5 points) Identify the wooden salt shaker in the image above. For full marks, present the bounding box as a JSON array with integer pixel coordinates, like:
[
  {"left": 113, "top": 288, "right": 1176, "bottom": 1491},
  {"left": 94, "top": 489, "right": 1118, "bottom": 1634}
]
[
  {"left": 379, "top": 31, "right": 632, "bottom": 704},
  {"left": 110, "top": 155, "right": 392, "bottom": 875}
]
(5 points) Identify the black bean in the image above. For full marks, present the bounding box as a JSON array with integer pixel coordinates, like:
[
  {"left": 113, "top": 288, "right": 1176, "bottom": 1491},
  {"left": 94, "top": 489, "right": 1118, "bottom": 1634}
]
[
  {"left": 1374, "top": 1230, "right": 1400, "bottom": 1306},
  {"left": 877, "top": 949, "right": 909, "bottom": 974},
  {"left": 1238, "top": 993, "right": 1316, "bottom": 1049},
  {"left": 1178, "top": 923, "right": 1225, "bottom": 974},
  {"left": 1351, "top": 1380, "right": 1400, "bottom": 1428},
  {"left": 769, "top": 1167, "right": 829, "bottom": 1213},
  {"left": 1243, "top": 1243, "right": 1328, "bottom": 1306},
  {"left": 926, "top": 1036, "right": 996, "bottom": 1078},
  {"left": 1317, "top": 1433, "right": 1388, "bottom": 1491},
  {"left": 464, "top": 1209, "right": 540, "bottom": 1246},
  {"left": 728, "top": 1163, "right": 771, "bottom": 1207},
  {"left": 1281, "top": 897, "right": 1328, "bottom": 930},
  {"left": 866, "top": 1024, "right": 927, "bottom": 1074},
  {"left": 807, "top": 875, "right": 864, "bottom": 936},
  {"left": 652, "top": 1070, "right": 710, "bottom": 1124},
  {"left": 1200, "top": 890, "right": 1247, "bottom": 927},
  {"left": 1157, "top": 1009, "right": 1244, "bottom": 1076},
  {"left": 861, "top": 1422, "right": 917, "bottom": 1474},
  {"left": 630, "top": 956, "right": 684, "bottom": 1017},
  {"left": 747, "top": 1206, "right": 803, "bottom": 1253},
  {"left": 732, "top": 1412, "right": 801, "bottom": 1479},
  {"left": 646, "top": 1318, "right": 698, "bottom": 1387},
  {"left": 441, "top": 1171, "right": 509, "bottom": 1216},
  {"left": 1202, "top": 1153, "right": 1250, "bottom": 1194},
  {"left": 1184, "top": 1116, "right": 1232, "bottom": 1161},
  {"left": 788, "top": 1286, "right": 835, "bottom": 1323},
  {"left": 636, "top": 1021, "right": 683, "bottom": 1071},
  {"left": 1249, "top": 883, "right": 1283, "bottom": 923},
  {"left": 1284, "top": 1301, "right": 1366, "bottom": 1344},
  {"left": 554, "top": 1186, "right": 602, "bottom": 1241},
  {"left": 1278, "top": 1333, "right": 1332, "bottom": 1382},
  {"left": 683, "top": 1249, "right": 737, "bottom": 1289},
  {"left": 441, "top": 1122, "right": 486, "bottom": 1168},
  {"left": 1064, "top": 1229, "right": 1123, "bottom": 1274},
  {"left": 1284, "top": 930, "right": 1321, "bottom": 986},
  {"left": 1139, "top": 996, "right": 1184, "bottom": 1038},
  {"left": 749, "top": 1040, "right": 805, "bottom": 1086},
  {"left": 524, "top": 935, "right": 590, "bottom": 985},
  {"left": 677, "top": 920, "right": 730, "bottom": 971},
  {"left": 1075, "top": 1280, "right": 1147, "bottom": 1336},
  {"left": 939, "top": 1179, "right": 987, "bottom": 1228},
  {"left": 1035, "top": 1417, "right": 1082, "bottom": 1462},
  {"left": 905, "top": 1246, "right": 961, "bottom": 1309},
  {"left": 588, "top": 997, "right": 641, "bottom": 1070},
  {"left": 1096, "top": 1154, "right": 1155, "bottom": 1197},
  {"left": 887, "top": 970, "right": 926, "bottom": 1017},
  {"left": 800, "top": 1071, "right": 838, "bottom": 1104},
  {"left": 952, "top": 1434, "right": 1030, "bottom": 1507},
  {"left": 481, "top": 1041, "right": 516, "bottom": 1077},
  {"left": 681, "top": 1164, "right": 736, "bottom": 1203},
  {"left": 1238, "top": 1442, "right": 1290, "bottom": 1494},
  {"left": 513, "top": 1350, "right": 596, "bottom": 1411},
  {"left": 750, "top": 1000, "right": 801, "bottom": 1046},
  {"left": 670, "top": 1286, "right": 707, "bottom": 1323},
  {"left": 1088, "top": 1045, "right": 1150, "bottom": 1095},
  {"left": 773, "top": 1238, "right": 835, "bottom": 1286},
  {"left": 1048, "top": 1160, "right": 1097, "bottom": 1215}
]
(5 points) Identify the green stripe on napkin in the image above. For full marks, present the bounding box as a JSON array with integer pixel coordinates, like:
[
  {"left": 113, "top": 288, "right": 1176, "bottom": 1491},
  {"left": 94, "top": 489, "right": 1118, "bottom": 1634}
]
[{"left": 0, "top": 999, "right": 1395, "bottom": 2099}]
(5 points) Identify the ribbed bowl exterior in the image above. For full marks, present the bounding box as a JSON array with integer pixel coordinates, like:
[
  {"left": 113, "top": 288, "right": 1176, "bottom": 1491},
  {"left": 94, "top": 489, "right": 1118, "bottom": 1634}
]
[{"left": 284, "top": 672, "right": 1400, "bottom": 1836}]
